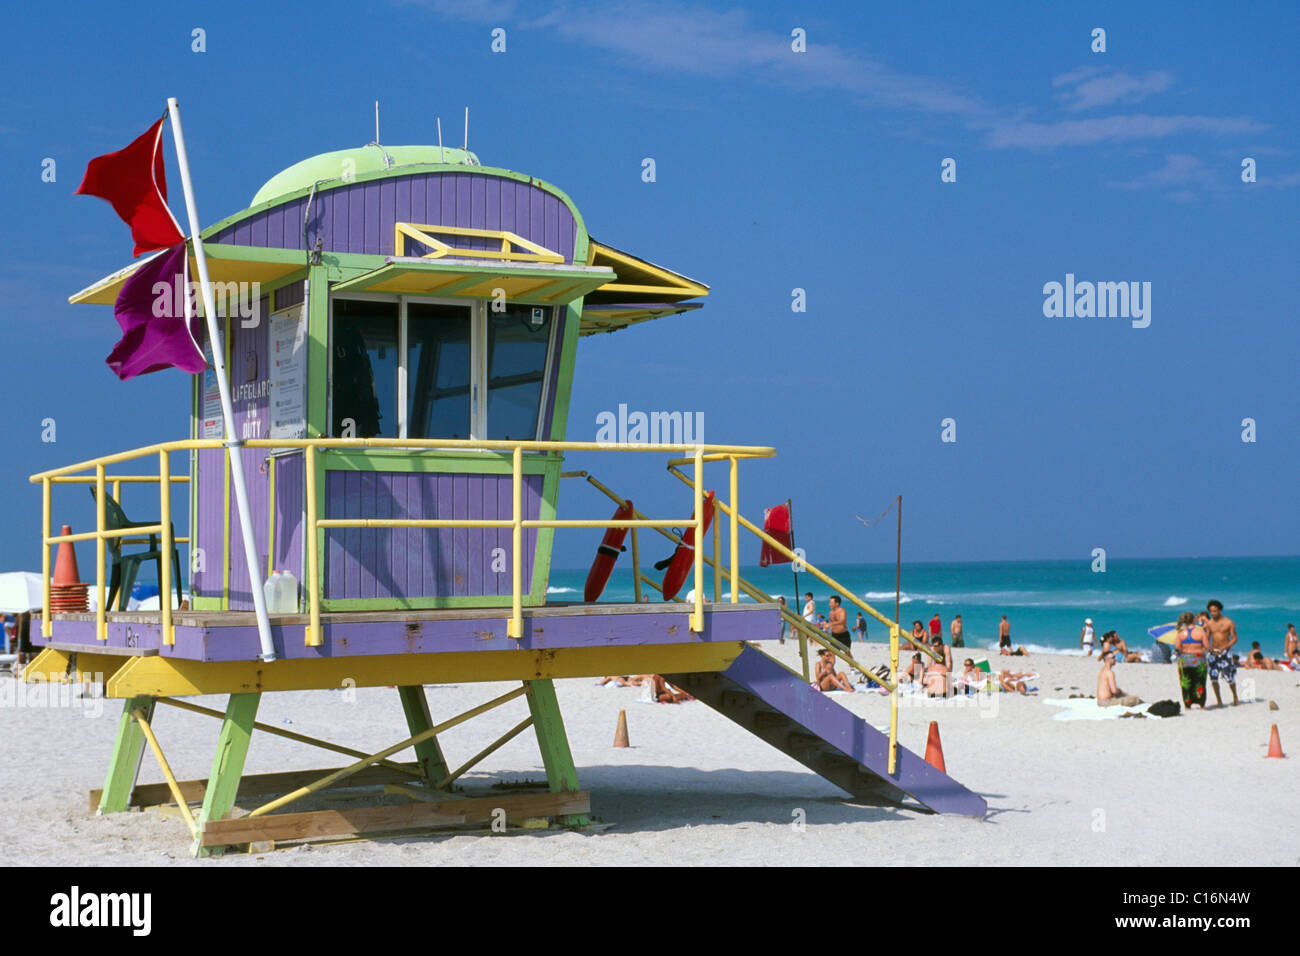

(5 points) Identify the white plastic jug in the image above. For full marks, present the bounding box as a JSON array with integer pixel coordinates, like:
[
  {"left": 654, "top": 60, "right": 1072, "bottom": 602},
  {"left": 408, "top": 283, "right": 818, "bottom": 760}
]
[
  {"left": 263, "top": 570, "right": 299, "bottom": 614},
  {"left": 276, "top": 570, "right": 299, "bottom": 613}
]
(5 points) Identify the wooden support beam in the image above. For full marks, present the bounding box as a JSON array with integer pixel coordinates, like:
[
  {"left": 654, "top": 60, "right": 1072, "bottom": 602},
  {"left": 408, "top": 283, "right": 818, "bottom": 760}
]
[
  {"left": 106, "top": 643, "right": 743, "bottom": 698},
  {"left": 199, "top": 790, "right": 591, "bottom": 847},
  {"left": 89, "top": 763, "right": 424, "bottom": 811},
  {"left": 525, "top": 679, "right": 589, "bottom": 827},
  {"left": 397, "top": 685, "right": 451, "bottom": 784},
  {"left": 97, "top": 696, "right": 155, "bottom": 814},
  {"left": 193, "top": 693, "right": 260, "bottom": 858}
]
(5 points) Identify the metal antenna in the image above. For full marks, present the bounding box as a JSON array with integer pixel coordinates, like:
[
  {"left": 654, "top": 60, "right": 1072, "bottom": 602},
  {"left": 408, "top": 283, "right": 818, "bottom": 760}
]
[
  {"left": 374, "top": 101, "right": 380, "bottom": 144},
  {"left": 437, "top": 117, "right": 444, "bottom": 163},
  {"left": 463, "top": 107, "right": 469, "bottom": 151}
]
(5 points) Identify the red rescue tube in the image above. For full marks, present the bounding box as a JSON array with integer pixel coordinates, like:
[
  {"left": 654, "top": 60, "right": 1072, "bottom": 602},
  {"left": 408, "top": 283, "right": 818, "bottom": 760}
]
[
  {"left": 660, "top": 490, "right": 715, "bottom": 601},
  {"left": 584, "top": 499, "right": 634, "bottom": 602}
]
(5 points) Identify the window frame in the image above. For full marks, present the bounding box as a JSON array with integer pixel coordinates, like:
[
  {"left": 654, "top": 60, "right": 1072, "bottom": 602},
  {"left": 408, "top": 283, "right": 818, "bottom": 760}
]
[{"left": 327, "top": 293, "right": 557, "bottom": 443}]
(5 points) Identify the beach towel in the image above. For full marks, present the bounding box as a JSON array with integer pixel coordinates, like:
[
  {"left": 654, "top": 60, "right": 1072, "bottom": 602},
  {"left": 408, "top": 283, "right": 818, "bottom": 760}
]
[{"left": 1042, "top": 697, "right": 1154, "bottom": 721}]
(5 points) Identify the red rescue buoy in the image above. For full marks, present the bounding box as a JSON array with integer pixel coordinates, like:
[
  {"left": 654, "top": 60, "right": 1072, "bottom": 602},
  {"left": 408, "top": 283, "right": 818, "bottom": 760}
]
[
  {"left": 584, "top": 499, "right": 634, "bottom": 602},
  {"left": 659, "top": 490, "right": 715, "bottom": 601}
]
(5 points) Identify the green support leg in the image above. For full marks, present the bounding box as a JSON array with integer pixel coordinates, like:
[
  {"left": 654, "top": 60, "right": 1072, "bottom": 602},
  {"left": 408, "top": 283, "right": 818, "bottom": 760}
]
[
  {"left": 525, "top": 679, "right": 589, "bottom": 826},
  {"left": 193, "top": 692, "right": 260, "bottom": 857},
  {"left": 397, "top": 685, "right": 451, "bottom": 785},
  {"left": 97, "top": 696, "right": 156, "bottom": 814}
]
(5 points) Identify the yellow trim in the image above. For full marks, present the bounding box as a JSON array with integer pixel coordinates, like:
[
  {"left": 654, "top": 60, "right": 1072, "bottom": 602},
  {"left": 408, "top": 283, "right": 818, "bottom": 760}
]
[
  {"left": 69, "top": 251, "right": 302, "bottom": 306},
  {"left": 104, "top": 642, "right": 744, "bottom": 698},
  {"left": 394, "top": 223, "right": 565, "bottom": 264},
  {"left": 588, "top": 241, "right": 709, "bottom": 299}
]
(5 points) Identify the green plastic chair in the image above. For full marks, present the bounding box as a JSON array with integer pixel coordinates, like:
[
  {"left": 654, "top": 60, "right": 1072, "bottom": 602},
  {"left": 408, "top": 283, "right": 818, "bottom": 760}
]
[{"left": 88, "top": 489, "right": 183, "bottom": 612}]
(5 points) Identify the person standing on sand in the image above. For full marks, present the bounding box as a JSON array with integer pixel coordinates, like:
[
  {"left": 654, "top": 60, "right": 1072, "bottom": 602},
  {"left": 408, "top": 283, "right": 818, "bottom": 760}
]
[
  {"left": 1284, "top": 624, "right": 1298, "bottom": 661},
  {"left": 1097, "top": 650, "right": 1142, "bottom": 707},
  {"left": 1080, "top": 618, "right": 1096, "bottom": 657},
  {"left": 998, "top": 615, "right": 1011, "bottom": 652},
  {"left": 1173, "top": 611, "right": 1208, "bottom": 710},
  {"left": 1205, "top": 599, "right": 1239, "bottom": 707},
  {"left": 802, "top": 592, "right": 816, "bottom": 627},
  {"left": 929, "top": 612, "right": 942, "bottom": 641},
  {"left": 951, "top": 614, "right": 964, "bottom": 648},
  {"left": 855, "top": 612, "right": 868, "bottom": 642},
  {"left": 827, "top": 595, "right": 852, "bottom": 652},
  {"left": 777, "top": 595, "right": 788, "bottom": 643}
]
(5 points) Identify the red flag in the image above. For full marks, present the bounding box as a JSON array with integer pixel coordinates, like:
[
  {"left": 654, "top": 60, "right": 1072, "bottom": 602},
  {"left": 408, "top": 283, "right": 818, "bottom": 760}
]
[
  {"left": 75, "top": 117, "right": 185, "bottom": 257},
  {"left": 760, "top": 504, "right": 793, "bottom": 567}
]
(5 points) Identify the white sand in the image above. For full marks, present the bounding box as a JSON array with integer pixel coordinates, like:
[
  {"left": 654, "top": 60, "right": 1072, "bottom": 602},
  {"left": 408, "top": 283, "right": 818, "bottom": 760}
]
[{"left": 1, "top": 642, "right": 1296, "bottom": 866}]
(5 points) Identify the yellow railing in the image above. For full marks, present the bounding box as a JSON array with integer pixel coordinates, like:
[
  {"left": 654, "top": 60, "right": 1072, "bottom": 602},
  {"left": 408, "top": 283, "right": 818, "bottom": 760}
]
[
  {"left": 31, "top": 438, "right": 776, "bottom": 649},
  {"left": 573, "top": 460, "right": 937, "bottom": 776}
]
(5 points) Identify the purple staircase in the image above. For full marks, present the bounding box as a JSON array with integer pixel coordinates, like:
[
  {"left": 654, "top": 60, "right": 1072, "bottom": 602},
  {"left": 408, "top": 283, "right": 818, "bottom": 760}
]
[{"left": 666, "top": 644, "right": 987, "bottom": 816}]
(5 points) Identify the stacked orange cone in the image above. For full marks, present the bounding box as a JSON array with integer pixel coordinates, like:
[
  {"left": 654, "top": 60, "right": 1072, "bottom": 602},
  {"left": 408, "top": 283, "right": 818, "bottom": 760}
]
[
  {"left": 924, "top": 720, "right": 946, "bottom": 773},
  {"left": 49, "top": 525, "right": 89, "bottom": 613}
]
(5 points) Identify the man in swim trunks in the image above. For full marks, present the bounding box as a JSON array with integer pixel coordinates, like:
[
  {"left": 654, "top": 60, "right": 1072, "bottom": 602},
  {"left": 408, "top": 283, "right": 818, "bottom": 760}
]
[
  {"left": 1080, "top": 618, "right": 1096, "bottom": 656},
  {"left": 998, "top": 615, "right": 1011, "bottom": 651},
  {"left": 1097, "top": 650, "right": 1142, "bottom": 707},
  {"left": 950, "top": 614, "right": 964, "bottom": 648},
  {"left": 827, "top": 596, "right": 852, "bottom": 653},
  {"left": 929, "top": 613, "right": 942, "bottom": 640},
  {"left": 1205, "top": 599, "right": 1239, "bottom": 707}
]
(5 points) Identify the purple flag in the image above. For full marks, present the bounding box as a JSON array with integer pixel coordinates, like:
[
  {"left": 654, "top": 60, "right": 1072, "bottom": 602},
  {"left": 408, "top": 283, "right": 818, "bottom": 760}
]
[{"left": 105, "top": 242, "right": 207, "bottom": 380}]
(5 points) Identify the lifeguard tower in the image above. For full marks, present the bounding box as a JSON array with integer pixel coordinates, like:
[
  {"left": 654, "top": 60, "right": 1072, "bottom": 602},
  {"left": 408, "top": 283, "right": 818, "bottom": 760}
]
[{"left": 28, "top": 140, "right": 985, "bottom": 854}]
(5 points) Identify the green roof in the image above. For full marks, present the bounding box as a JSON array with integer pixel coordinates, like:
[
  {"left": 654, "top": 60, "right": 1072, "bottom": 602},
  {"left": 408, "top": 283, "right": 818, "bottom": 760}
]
[{"left": 250, "top": 144, "right": 481, "bottom": 206}]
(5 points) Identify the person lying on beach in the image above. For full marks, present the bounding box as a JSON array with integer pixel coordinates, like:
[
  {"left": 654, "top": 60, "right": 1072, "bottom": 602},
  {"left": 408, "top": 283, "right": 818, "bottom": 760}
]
[
  {"left": 597, "top": 676, "right": 631, "bottom": 687},
  {"left": 1243, "top": 642, "right": 1278, "bottom": 670},
  {"left": 814, "top": 648, "right": 855, "bottom": 693},
  {"left": 997, "top": 669, "right": 1033, "bottom": 694},
  {"left": 998, "top": 644, "right": 1030, "bottom": 657},
  {"left": 1097, "top": 651, "right": 1142, "bottom": 707},
  {"left": 650, "top": 674, "right": 693, "bottom": 703}
]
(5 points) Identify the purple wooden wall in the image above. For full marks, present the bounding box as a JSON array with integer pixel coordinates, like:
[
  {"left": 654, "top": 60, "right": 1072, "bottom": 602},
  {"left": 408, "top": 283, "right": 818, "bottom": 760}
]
[
  {"left": 323, "top": 472, "right": 543, "bottom": 600},
  {"left": 209, "top": 172, "right": 578, "bottom": 262},
  {"left": 273, "top": 452, "right": 305, "bottom": 595}
]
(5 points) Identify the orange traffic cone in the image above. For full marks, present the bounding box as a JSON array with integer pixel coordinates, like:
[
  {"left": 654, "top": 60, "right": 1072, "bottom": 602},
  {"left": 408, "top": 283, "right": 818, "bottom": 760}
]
[
  {"left": 924, "top": 720, "right": 946, "bottom": 772},
  {"left": 1265, "top": 724, "right": 1286, "bottom": 759},
  {"left": 52, "top": 525, "right": 82, "bottom": 585},
  {"left": 613, "top": 709, "right": 630, "bottom": 748}
]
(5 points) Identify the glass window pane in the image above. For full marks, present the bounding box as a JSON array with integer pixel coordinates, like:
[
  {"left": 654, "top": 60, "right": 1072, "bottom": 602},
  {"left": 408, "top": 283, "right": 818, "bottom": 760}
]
[
  {"left": 331, "top": 299, "right": 397, "bottom": 438},
  {"left": 487, "top": 307, "right": 551, "bottom": 440},
  {"left": 408, "top": 303, "right": 473, "bottom": 440}
]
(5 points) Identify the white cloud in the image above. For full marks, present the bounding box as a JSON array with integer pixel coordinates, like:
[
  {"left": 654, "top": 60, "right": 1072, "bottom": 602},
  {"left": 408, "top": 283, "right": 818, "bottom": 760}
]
[
  {"left": 1052, "top": 68, "right": 1173, "bottom": 111},
  {"left": 986, "top": 114, "right": 1266, "bottom": 150}
]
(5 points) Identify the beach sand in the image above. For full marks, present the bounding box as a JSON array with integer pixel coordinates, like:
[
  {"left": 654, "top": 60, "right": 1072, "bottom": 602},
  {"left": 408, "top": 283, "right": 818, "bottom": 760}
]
[{"left": 1, "top": 642, "right": 1296, "bottom": 866}]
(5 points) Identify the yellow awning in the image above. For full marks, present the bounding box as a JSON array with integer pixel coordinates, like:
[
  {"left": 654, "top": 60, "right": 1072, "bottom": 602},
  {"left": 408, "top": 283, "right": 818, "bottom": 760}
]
[
  {"left": 68, "top": 245, "right": 305, "bottom": 306},
  {"left": 331, "top": 257, "right": 616, "bottom": 302},
  {"left": 585, "top": 240, "right": 709, "bottom": 302}
]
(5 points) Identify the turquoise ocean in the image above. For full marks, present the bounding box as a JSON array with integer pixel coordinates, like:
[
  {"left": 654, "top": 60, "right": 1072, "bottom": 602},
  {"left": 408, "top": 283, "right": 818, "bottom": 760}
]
[{"left": 547, "top": 556, "right": 1300, "bottom": 657}]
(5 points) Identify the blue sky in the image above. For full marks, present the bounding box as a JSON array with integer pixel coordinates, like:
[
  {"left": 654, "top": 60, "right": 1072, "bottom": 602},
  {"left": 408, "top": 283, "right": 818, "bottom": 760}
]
[{"left": 1, "top": 0, "right": 1297, "bottom": 573}]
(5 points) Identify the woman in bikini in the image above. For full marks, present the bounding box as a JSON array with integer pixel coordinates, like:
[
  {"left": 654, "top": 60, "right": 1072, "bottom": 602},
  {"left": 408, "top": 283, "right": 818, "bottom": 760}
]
[{"left": 1174, "top": 610, "right": 1208, "bottom": 710}]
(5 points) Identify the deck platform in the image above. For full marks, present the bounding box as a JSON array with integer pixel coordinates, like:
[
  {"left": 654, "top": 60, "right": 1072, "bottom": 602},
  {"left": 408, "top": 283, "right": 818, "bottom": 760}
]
[{"left": 33, "top": 601, "right": 780, "bottom": 662}]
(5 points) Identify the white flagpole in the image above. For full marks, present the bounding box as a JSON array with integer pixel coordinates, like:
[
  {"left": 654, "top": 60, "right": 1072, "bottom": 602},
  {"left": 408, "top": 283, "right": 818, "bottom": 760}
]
[{"left": 166, "top": 97, "right": 278, "bottom": 662}]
